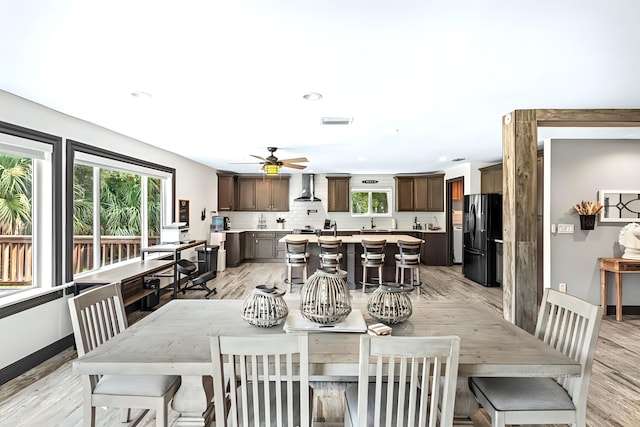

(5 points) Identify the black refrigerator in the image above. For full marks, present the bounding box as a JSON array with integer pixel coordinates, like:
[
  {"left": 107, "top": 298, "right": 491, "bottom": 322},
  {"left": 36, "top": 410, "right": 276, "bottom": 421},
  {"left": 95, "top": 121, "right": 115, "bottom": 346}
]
[{"left": 463, "top": 193, "right": 502, "bottom": 286}]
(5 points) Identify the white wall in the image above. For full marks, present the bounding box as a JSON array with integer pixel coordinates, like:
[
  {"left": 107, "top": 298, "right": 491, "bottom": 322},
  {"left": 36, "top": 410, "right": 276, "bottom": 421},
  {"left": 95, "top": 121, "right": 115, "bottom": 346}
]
[
  {"left": 0, "top": 89, "right": 218, "bottom": 371},
  {"left": 546, "top": 138, "right": 640, "bottom": 306}
]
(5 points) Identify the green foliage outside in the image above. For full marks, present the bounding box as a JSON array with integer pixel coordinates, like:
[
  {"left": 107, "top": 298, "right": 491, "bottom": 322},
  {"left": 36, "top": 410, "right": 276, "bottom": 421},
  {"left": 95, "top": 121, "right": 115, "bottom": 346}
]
[
  {"left": 351, "top": 190, "right": 389, "bottom": 215},
  {"left": 0, "top": 154, "right": 32, "bottom": 235}
]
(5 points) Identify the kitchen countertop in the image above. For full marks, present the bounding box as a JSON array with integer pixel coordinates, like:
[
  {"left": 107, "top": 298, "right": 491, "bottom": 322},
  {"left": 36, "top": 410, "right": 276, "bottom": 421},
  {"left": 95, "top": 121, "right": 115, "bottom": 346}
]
[{"left": 221, "top": 228, "right": 446, "bottom": 233}]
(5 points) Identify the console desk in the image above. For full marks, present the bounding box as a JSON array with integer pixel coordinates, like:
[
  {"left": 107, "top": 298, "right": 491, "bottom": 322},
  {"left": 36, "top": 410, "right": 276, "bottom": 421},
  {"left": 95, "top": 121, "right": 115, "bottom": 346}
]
[{"left": 599, "top": 257, "right": 640, "bottom": 321}]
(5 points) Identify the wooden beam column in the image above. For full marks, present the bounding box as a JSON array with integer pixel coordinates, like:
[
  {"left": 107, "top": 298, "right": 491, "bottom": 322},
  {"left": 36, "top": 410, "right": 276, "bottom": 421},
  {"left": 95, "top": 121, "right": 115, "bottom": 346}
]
[{"left": 502, "top": 109, "right": 538, "bottom": 332}]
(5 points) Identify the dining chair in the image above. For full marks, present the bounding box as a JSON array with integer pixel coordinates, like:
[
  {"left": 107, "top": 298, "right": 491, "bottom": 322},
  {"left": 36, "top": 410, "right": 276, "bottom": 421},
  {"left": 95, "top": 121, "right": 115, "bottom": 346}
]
[
  {"left": 361, "top": 239, "right": 386, "bottom": 292},
  {"left": 345, "top": 334, "right": 461, "bottom": 427},
  {"left": 210, "top": 333, "right": 311, "bottom": 427},
  {"left": 317, "top": 236, "right": 343, "bottom": 270},
  {"left": 394, "top": 239, "right": 422, "bottom": 294},
  {"left": 68, "top": 283, "right": 180, "bottom": 427},
  {"left": 285, "top": 239, "right": 310, "bottom": 292},
  {"left": 470, "top": 288, "right": 603, "bottom": 427}
]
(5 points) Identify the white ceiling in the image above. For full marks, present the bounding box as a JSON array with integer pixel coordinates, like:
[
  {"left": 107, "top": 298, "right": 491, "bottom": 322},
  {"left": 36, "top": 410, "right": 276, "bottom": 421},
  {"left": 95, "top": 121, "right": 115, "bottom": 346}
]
[{"left": 2, "top": 1, "right": 640, "bottom": 174}]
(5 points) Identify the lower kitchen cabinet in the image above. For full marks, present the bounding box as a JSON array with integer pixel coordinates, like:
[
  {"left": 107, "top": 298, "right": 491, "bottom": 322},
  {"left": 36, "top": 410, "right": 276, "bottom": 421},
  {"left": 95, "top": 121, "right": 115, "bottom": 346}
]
[
  {"left": 225, "top": 233, "right": 244, "bottom": 268},
  {"left": 421, "top": 232, "right": 447, "bottom": 266}
]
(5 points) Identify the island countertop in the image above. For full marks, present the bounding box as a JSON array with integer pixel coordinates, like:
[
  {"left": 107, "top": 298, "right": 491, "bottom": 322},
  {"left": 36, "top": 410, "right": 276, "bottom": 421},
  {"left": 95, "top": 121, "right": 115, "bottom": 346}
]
[{"left": 278, "top": 233, "right": 424, "bottom": 244}]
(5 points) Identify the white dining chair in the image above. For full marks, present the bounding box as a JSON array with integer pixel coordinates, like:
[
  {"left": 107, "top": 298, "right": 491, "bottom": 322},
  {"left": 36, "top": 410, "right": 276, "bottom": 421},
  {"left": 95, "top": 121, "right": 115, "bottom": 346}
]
[
  {"left": 68, "top": 283, "right": 180, "bottom": 427},
  {"left": 210, "top": 333, "right": 311, "bottom": 427},
  {"left": 470, "top": 288, "right": 603, "bottom": 427},
  {"left": 345, "top": 334, "right": 461, "bottom": 427}
]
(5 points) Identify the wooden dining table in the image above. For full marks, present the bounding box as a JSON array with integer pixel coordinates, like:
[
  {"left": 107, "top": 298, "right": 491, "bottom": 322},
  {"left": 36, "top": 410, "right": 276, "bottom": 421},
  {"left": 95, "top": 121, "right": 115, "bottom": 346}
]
[{"left": 72, "top": 298, "right": 580, "bottom": 426}]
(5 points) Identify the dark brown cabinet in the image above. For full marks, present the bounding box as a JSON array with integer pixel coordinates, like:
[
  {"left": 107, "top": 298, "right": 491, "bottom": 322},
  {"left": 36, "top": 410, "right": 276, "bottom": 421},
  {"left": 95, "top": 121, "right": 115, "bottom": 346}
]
[
  {"left": 244, "top": 232, "right": 255, "bottom": 259},
  {"left": 225, "top": 232, "right": 244, "bottom": 267},
  {"left": 395, "top": 174, "right": 444, "bottom": 212},
  {"left": 420, "top": 232, "right": 447, "bottom": 265},
  {"left": 480, "top": 164, "right": 503, "bottom": 194},
  {"left": 217, "top": 173, "right": 236, "bottom": 211},
  {"left": 327, "top": 176, "right": 350, "bottom": 212},
  {"left": 238, "top": 176, "right": 289, "bottom": 211}
]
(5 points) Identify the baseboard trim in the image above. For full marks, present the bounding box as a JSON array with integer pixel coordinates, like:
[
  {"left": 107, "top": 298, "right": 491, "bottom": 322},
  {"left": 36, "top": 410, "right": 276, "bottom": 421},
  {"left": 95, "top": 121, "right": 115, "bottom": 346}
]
[
  {"left": 0, "top": 334, "right": 74, "bottom": 386},
  {"left": 606, "top": 305, "right": 640, "bottom": 316}
]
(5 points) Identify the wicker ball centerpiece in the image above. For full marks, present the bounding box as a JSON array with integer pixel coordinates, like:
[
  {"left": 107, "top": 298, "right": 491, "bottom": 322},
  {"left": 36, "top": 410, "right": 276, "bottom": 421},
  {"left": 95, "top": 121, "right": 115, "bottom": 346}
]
[
  {"left": 367, "top": 283, "right": 413, "bottom": 324},
  {"left": 241, "top": 284, "right": 289, "bottom": 327},
  {"left": 300, "top": 268, "right": 351, "bottom": 325}
]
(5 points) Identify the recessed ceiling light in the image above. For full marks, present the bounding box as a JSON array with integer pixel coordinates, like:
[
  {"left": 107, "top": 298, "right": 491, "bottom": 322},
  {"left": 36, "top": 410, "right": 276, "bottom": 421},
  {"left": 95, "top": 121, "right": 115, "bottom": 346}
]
[
  {"left": 303, "top": 92, "right": 322, "bottom": 101},
  {"left": 131, "top": 91, "right": 152, "bottom": 99},
  {"left": 438, "top": 156, "right": 448, "bottom": 162}
]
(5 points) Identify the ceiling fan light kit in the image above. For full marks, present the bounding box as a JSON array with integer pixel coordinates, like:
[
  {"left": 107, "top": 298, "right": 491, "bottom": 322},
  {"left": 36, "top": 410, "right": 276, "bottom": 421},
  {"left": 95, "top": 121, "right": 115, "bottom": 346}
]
[{"left": 264, "top": 164, "right": 280, "bottom": 176}]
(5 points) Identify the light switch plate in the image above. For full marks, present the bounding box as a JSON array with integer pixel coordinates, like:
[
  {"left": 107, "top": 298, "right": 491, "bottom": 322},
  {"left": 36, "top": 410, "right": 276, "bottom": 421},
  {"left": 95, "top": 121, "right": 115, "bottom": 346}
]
[{"left": 557, "top": 224, "right": 574, "bottom": 234}]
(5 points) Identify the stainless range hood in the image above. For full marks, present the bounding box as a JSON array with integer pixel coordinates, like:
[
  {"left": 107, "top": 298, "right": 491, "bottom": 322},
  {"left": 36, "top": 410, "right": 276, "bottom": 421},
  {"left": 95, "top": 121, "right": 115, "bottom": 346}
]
[{"left": 294, "top": 173, "right": 321, "bottom": 202}]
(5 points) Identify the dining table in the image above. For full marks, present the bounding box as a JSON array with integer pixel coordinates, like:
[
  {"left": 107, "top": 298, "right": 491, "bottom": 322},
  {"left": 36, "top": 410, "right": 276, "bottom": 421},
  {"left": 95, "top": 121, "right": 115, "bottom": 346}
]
[{"left": 72, "top": 298, "right": 580, "bottom": 426}]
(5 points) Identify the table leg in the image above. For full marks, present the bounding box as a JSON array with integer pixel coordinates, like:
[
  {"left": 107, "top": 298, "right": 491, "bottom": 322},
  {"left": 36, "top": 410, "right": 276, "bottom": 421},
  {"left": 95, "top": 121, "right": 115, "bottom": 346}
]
[
  {"left": 600, "top": 268, "right": 608, "bottom": 318},
  {"left": 615, "top": 271, "right": 623, "bottom": 321},
  {"left": 171, "top": 375, "right": 214, "bottom": 427},
  {"left": 454, "top": 377, "right": 480, "bottom": 424}
]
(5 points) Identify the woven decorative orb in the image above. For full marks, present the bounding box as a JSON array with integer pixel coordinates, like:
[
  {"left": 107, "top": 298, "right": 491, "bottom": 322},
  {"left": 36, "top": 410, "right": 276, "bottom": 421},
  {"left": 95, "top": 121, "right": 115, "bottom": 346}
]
[
  {"left": 367, "top": 283, "right": 413, "bottom": 324},
  {"left": 300, "top": 268, "right": 351, "bottom": 325},
  {"left": 241, "top": 285, "right": 289, "bottom": 327}
]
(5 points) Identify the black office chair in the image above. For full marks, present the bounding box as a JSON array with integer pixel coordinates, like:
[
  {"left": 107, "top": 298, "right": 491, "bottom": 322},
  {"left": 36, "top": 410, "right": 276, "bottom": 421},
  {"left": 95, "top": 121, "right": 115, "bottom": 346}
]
[{"left": 176, "top": 259, "right": 217, "bottom": 298}]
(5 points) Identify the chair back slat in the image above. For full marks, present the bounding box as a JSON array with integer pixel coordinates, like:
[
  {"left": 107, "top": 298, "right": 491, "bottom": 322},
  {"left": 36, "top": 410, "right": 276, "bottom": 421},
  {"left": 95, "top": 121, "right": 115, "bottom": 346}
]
[
  {"left": 357, "top": 335, "right": 461, "bottom": 427},
  {"left": 211, "top": 334, "right": 310, "bottom": 427},
  {"left": 534, "top": 288, "right": 602, "bottom": 409},
  {"left": 68, "top": 283, "right": 127, "bottom": 357}
]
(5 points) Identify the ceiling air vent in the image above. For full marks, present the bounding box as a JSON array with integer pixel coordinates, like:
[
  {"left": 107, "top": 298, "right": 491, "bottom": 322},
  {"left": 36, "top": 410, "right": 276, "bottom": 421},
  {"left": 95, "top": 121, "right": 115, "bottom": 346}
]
[{"left": 321, "top": 117, "right": 353, "bottom": 125}]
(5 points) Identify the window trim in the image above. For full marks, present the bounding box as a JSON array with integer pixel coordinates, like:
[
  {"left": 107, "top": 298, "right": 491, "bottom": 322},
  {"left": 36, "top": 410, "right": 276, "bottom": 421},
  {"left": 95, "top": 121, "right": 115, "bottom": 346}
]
[
  {"left": 65, "top": 140, "right": 176, "bottom": 282},
  {"left": 0, "top": 120, "right": 62, "bottom": 290},
  {"left": 350, "top": 187, "right": 393, "bottom": 217}
]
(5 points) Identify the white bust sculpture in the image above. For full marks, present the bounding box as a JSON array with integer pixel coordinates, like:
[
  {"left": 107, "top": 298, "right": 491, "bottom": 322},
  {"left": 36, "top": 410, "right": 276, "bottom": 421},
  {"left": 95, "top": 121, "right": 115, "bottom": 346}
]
[{"left": 619, "top": 223, "right": 640, "bottom": 259}]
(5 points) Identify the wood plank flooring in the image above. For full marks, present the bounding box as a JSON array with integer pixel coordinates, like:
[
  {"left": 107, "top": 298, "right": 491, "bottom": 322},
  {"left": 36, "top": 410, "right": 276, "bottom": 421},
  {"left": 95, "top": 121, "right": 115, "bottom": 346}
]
[{"left": 1, "top": 264, "right": 638, "bottom": 426}]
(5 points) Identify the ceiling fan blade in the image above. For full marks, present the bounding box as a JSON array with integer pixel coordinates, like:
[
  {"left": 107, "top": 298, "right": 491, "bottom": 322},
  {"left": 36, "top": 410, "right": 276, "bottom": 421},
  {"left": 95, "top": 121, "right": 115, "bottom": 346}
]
[
  {"left": 279, "top": 157, "right": 309, "bottom": 163},
  {"left": 250, "top": 154, "right": 268, "bottom": 161},
  {"left": 229, "top": 161, "right": 263, "bottom": 164},
  {"left": 281, "top": 162, "right": 307, "bottom": 169}
]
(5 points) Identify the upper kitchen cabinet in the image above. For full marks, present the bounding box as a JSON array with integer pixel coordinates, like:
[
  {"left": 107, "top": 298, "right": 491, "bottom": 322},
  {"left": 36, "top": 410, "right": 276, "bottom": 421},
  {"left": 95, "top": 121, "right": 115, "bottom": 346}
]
[
  {"left": 327, "top": 176, "right": 350, "bottom": 212},
  {"left": 238, "top": 175, "right": 290, "bottom": 211},
  {"left": 480, "top": 163, "right": 503, "bottom": 194},
  {"left": 395, "top": 174, "right": 444, "bottom": 212},
  {"left": 217, "top": 173, "right": 236, "bottom": 211}
]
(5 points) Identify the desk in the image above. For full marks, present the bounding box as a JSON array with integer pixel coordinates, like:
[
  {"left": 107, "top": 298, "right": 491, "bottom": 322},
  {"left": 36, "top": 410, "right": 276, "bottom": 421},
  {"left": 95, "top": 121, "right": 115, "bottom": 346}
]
[
  {"left": 73, "top": 259, "right": 175, "bottom": 307},
  {"left": 599, "top": 257, "right": 640, "bottom": 321},
  {"left": 141, "top": 240, "right": 207, "bottom": 298},
  {"left": 73, "top": 299, "right": 580, "bottom": 426}
]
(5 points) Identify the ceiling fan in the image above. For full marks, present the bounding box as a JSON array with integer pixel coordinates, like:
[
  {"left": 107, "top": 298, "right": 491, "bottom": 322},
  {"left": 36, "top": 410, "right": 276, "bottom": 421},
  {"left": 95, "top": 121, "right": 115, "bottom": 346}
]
[{"left": 233, "top": 147, "right": 309, "bottom": 175}]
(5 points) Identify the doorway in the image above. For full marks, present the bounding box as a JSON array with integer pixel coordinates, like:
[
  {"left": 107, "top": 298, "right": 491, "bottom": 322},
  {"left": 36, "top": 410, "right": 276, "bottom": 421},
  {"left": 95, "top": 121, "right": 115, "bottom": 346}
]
[{"left": 446, "top": 177, "right": 464, "bottom": 265}]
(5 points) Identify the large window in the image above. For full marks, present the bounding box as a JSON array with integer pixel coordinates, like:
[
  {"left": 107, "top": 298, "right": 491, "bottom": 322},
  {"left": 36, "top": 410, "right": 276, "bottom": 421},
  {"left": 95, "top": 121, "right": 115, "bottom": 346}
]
[
  {"left": 0, "top": 132, "right": 55, "bottom": 296},
  {"left": 69, "top": 141, "right": 174, "bottom": 279},
  {"left": 351, "top": 188, "right": 392, "bottom": 216}
]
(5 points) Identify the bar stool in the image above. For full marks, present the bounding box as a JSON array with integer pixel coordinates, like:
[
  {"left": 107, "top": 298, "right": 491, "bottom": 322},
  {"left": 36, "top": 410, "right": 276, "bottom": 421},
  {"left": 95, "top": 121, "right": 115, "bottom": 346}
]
[
  {"left": 284, "top": 239, "right": 309, "bottom": 292},
  {"left": 361, "top": 239, "right": 386, "bottom": 292},
  {"left": 317, "top": 237, "right": 343, "bottom": 270},
  {"left": 395, "top": 240, "right": 422, "bottom": 294}
]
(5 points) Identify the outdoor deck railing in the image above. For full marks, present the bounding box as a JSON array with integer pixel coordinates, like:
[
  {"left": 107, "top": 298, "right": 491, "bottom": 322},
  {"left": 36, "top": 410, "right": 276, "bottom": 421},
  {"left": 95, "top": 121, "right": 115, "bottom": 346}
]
[{"left": 0, "top": 235, "right": 160, "bottom": 286}]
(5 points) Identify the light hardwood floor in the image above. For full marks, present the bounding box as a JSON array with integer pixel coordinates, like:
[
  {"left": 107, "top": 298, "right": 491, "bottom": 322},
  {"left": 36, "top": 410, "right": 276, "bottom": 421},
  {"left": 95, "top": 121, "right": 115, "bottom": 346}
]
[{"left": 1, "top": 264, "right": 638, "bottom": 426}]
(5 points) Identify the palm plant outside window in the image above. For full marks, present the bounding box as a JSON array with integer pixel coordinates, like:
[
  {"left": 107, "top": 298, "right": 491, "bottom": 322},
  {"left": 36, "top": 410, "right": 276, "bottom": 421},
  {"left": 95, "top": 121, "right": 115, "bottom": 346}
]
[{"left": 73, "top": 164, "right": 163, "bottom": 274}]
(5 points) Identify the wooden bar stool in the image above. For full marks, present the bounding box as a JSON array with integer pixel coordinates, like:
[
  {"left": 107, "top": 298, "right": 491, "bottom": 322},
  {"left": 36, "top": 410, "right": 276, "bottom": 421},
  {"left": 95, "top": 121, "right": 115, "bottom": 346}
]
[
  {"left": 285, "top": 239, "right": 309, "bottom": 292},
  {"left": 317, "top": 237, "right": 343, "bottom": 270},
  {"left": 395, "top": 240, "right": 422, "bottom": 294},
  {"left": 361, "top": 239, "right": 386, "bottom": 292}
]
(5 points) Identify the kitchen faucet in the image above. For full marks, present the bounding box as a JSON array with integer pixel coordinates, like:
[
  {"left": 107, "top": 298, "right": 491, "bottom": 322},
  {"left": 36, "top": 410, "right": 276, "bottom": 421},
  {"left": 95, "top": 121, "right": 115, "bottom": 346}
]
[{"left": 371, "top": 217, "right": 375, "bottom": 229}]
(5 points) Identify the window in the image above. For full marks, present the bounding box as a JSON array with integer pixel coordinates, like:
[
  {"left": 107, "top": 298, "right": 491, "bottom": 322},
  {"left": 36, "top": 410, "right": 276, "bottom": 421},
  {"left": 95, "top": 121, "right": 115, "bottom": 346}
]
[
  {"left": 351, "top": 188, "right": 392, "bottom": 216},
  {"left": 68, "top": 141, "right": 175, "bottom": 280},
  {"left": 0, "top": 132, "right": 55, "bottom": 297}
]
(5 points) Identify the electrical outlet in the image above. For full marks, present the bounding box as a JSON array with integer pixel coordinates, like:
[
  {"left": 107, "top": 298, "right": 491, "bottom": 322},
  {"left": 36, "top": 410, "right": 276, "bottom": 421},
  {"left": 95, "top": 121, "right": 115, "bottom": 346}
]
[
  {"left": 557, "top": 224, "right": 574, "bottom": 234},
  {"left": 559, "top": 282, "right": 567, "bottom": 293}
]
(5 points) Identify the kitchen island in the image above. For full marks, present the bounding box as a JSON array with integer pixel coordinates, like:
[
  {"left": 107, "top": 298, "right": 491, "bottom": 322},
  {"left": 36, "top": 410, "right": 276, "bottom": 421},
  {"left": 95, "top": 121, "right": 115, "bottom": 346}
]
[{"left": 279, "top": 233, "right": 425, "bottom": 289}]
